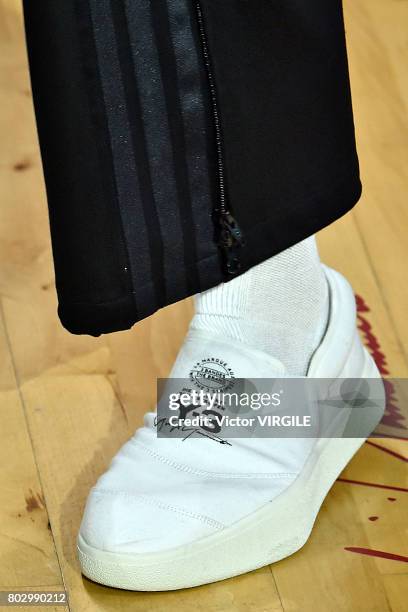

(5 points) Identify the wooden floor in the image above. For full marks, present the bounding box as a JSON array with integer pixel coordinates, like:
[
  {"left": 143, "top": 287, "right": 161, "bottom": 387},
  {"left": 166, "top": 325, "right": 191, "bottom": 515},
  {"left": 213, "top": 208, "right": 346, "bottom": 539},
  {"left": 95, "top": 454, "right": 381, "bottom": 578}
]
[{"left": 0, "top": 1, "right": 407, "bottom": 610}]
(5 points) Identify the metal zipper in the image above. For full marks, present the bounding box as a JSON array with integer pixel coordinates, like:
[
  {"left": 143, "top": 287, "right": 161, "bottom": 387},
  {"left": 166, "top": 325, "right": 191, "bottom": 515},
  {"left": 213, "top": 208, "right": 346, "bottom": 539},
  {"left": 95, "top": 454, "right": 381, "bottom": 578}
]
[{"left": 194, "top": 1, "right": 245, "bottom": 276}]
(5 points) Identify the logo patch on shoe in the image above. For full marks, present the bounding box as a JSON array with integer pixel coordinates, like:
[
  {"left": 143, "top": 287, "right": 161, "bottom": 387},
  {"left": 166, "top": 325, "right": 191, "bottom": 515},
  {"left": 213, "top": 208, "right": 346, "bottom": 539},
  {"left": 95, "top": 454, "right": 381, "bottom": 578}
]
[{"left": 190, "top": 357, "right": 235, "bottom": 392}]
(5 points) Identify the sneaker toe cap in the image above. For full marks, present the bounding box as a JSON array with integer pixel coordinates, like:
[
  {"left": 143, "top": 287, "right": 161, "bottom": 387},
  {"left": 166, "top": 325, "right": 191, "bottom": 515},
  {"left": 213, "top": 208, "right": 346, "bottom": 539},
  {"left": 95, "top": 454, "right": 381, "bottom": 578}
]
[{"left": 79, "top": 487, "right": 223, "bottom": 554}]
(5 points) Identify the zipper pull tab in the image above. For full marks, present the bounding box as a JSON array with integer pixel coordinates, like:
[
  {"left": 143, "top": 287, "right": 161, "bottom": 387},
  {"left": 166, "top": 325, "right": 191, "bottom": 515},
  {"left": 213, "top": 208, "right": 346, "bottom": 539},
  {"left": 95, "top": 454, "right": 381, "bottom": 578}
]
[{"left": 218, "top": 211, "right": 245, "bottom": 275}]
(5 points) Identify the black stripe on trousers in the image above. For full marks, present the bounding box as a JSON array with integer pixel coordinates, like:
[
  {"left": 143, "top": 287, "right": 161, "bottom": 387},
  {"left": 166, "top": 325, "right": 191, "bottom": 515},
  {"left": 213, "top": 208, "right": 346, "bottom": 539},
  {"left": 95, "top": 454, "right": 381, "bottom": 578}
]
[
  {"left": 122, "top": 0, "right": 189, "bottom": 302},
  {"left": 149, "top": 0, "right": 201, "bottom": 294},
  {"left": 166, "top": 0, "right": 220, "bottom": 274},
  {"left": 99, "top": 0, "right": 167, "bottom": 310},
  {"left": 73, "top": 0, "right": 139, "bottom": 306},
  {"left": 78, "top": 0, "right": 219, "bottom": 313}
]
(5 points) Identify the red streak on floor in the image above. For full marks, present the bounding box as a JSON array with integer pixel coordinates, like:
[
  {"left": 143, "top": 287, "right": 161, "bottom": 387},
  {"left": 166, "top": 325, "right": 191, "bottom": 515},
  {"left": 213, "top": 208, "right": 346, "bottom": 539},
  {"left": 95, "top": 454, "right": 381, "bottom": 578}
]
[
  {"left": 345, "top": 547, "right": 408, "bottom": 563},
  {"left": 366, "top": 440, "right": 408, "bottom": 462},
  {"left": 356, "top": 295, "right": 389, "bottom": 376},
  {"left": 337, "top": 477, "right": 408, "bottom": 493},
  {"left": 356, "top": 294, "right": 407, "bottom": 434}
]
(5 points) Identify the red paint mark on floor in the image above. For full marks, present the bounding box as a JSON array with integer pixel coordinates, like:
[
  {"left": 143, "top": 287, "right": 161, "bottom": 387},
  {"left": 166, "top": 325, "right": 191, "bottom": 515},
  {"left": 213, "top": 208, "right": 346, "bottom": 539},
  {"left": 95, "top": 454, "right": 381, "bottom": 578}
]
[
  {"left": 345, "top": 547, "right": 408, "bottom": 563},
  {"left": 356, "top": 295, "right": 389, "bottom": 376},
  {"left": 380, "top": 380, "right": 407, "bottom": 433},
  {"left": 366, "top": 440, "right": 408, "bottom": 462},
  {"left": 356, "top": 294, "right": 407, "bottom": 434},
  {"left": 337, "top": 477, "right": 408, "bottom": 493},
  {"left": 368, "top": 516, "right": 379, "bottom": 521}
]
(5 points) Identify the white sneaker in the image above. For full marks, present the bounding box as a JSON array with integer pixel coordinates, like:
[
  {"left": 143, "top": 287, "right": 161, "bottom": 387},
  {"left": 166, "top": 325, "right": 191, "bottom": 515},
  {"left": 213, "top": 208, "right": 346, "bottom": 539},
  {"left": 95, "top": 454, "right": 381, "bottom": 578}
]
[{"left": 77, "top": 267, "right": 385, "bottom": 590}]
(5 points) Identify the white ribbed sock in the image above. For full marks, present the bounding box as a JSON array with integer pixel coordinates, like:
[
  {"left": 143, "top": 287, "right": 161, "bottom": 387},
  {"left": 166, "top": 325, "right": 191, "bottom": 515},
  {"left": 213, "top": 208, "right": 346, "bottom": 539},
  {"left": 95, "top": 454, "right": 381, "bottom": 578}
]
[{"left": 191, "top": 236, "right": 329, "bottom": 375}]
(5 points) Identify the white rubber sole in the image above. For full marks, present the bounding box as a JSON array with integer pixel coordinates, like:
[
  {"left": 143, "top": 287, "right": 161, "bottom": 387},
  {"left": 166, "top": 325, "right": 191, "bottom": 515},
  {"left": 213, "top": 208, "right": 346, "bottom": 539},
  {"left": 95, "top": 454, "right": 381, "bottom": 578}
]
[
  {"left": 77, "top": 439, "right": 364, "bottom": 591},
  {"left": 77, "top": 345, "right": 384, "bottom": 591}
]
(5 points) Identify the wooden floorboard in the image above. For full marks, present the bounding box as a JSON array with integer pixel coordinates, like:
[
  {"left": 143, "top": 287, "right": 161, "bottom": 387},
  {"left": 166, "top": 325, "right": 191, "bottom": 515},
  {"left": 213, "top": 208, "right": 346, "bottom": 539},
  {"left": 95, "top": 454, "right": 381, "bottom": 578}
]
[{"left": 0, "top": 300, "right": 66, "bottom": 606}]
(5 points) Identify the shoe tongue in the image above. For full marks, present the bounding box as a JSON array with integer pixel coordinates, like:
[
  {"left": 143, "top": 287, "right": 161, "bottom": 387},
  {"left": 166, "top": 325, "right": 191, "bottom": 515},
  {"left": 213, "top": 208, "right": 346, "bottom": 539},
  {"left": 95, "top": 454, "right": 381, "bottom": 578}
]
[
  {"left": 169, "top": 329, "right": 287, "bottom": 382},
  {"left": 144, "top": 329, "right": 286, "bottom": 433},
  {"left": 139, "top": 330, "right": 311, "bottom": 475}
]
